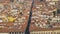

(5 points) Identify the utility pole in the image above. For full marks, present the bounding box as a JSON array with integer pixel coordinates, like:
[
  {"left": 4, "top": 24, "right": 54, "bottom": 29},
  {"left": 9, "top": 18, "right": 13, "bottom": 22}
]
[{"left": 25, "top": 0, "right": 34, "bottom": 34}]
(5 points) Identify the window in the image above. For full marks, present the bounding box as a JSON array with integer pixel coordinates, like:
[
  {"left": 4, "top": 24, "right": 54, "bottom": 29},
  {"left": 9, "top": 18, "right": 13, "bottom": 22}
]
[
  {"left": 57, "top": 9, "right": 60, "bottom": 14},
  {"left": 10, "top": 0, "right": 14, "bottom": 2},
  {"left": 40, "top": 0, "right": 43, "bottom": 1}
]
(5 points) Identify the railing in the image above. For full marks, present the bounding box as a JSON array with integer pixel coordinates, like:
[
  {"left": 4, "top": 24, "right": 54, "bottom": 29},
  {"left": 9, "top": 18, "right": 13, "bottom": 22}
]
[
  {"left": 9, "top": 32, "right": 25, "bottom": 34},
  {"left": 30, "top": 30, "right": 60, "bottom": 34},
  {"left": 8, "top": 30, "right": 60, "bottom": 34}
]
